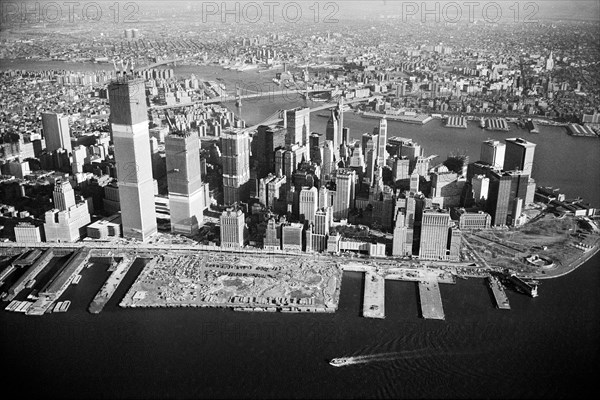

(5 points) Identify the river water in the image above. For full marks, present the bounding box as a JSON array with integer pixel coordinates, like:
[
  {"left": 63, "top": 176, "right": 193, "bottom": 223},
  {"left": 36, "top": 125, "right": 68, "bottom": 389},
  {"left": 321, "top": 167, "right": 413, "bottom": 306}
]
[{"left": 1, "top": 60, "right": 599, "bottom": 399}]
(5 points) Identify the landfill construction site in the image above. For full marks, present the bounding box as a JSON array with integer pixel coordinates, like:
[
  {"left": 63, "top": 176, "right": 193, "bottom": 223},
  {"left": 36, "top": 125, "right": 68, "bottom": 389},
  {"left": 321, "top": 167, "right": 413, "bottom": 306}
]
[{"left": 120, "top": 252, "right": 342, "bottom": 313}]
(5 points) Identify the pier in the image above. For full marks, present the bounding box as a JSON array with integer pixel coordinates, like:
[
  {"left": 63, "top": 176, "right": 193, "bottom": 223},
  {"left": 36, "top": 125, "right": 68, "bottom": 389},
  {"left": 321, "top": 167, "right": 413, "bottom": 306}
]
[
  {"left": 362, "top": 270, "right": 385, "bottom": 319},
  {"left": 89, "top": 255, "right": 136, "bottom": 314},
  {"left": 487, "top": 275, "right": 511, "bottom": 309},
  {"left": 417, "top": 279, "right": 445, "bottom": 320},
  {"left": 7, "top": 248, "right": 54, "bottom": 301},
  {"left": 26, "top": 248, "right": 92, "bottom": 315},
  {"left": 445, "top": 116, "right": 468, "bottom": 128}
]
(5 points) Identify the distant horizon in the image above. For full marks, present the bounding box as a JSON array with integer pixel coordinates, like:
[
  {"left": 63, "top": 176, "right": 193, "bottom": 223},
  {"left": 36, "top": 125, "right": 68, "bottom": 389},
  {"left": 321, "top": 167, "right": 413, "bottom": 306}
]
[{"left": 10, "top": 0, "right": 600, "bottom": 22}]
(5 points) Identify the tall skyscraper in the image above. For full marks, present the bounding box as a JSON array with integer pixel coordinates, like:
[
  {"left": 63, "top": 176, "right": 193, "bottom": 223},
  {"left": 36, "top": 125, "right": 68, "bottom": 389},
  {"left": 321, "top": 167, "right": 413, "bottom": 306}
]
[
  {"left": 504, "top": 137, "right": 536, "bottom": 176},
  {"left": 333, "top": 168, "right": 356, "bottom": 220},
  {"left": 338, "top": 97, "right": 344, "bottom": 137},
  {"left": 410, "top": 170, "right": 420, "bottom": 192},
  {"left": 109, "top": 77, "right": 157, "bottom": 241},
  {"left": 362, "top": 132, "right": 378, "bottom": 158},
  {"left": 263, "top": 216, "right": 282, "bottom": 251},
  {"left": 392, "top": 210, "right": 409, "bottom": 256},
  {"left": 419, "top": 211, "right": 451, "bottom": 260},
  {"left": 53, "top": 179, "right": 76, "bottom": 212},
  {"left": 326, "top": 109, "right": 340, "bottom": 153},
  {"left": 267, "top": 174, "right": 286, "bottom": 209},
  {"left": 299, "top": 186, "right": 318, "bottom": 224},
  {"left": 221, "top": 129, "right": 251, "bottom": 205},
  {"left": 285, "top": 107, "right": 310, "bottom": 147},
  {"left": 165, "top": 131, "right": 204, "bottom": 235},
  {"left": 309, "top": 133, "right": 322, "bottom": 165},
  {"left": 546, "top": 51, "right": 554, "bottom": 71},
  {"left": 377, "top": 118, "right": 388, "bottom": 168},
  {"left": 480, "top": 139, "right": 506, "bottom": 170},
  {"left": 398, "top": 139, "right": 422, "bottom": 170},
  {"left": 312, "top": 207, "right": 330, "bottom": 252},
  {"left": 486, "top": 170, "right": 530, "bottom": 226},
  {"left": 42, "top": 112, "right": 71, "bottom": 154},
  {"left": 320, "top": 140, "right": 335, "bottom": 182},
  {"left": 365, "top": 148, "right": 376, "bottom": 186},
  {"left": 220, "top": 206, "right": 246, "bottom": 248}
]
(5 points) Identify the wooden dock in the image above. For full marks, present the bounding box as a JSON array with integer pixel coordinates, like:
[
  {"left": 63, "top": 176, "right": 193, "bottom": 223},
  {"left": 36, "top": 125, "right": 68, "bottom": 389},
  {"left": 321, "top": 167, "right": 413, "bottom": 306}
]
[
  {"left": 418, "top": 279, "right": 445, "bottom": 320},
  {"left": 362, "top": 270, "right": 385, "bottom": 319},
  {"left": 487, "top": 275, "right": 510, "bottom": 309}
]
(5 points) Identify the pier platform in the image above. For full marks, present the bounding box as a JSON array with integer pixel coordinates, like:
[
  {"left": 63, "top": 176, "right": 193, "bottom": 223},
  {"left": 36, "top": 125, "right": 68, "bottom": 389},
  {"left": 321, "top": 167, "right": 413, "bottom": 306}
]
[
  {"left": 487, "top": 275, "right": 510, "bottom": 309},
  {"left": 26, "top": 248, "right": 91, "bottom": 315},
  {"left": 363, "top": 270, "right": 385, "bottom": 319},
  {"left": 89, "top": 256, "right": 136, "bottom": 314},
  {"left": 418, "top": 279, "right": 445, "bottom": 320},
  {"left": 7, "top": 248, "right": 54, "bottom": 301}
]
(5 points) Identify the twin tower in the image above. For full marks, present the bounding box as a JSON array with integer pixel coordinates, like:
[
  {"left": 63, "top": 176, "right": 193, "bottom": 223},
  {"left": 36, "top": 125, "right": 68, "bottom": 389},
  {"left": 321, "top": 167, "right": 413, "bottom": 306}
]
[{"left": 109, "top": 78, "right": 204, "bottom": 241}]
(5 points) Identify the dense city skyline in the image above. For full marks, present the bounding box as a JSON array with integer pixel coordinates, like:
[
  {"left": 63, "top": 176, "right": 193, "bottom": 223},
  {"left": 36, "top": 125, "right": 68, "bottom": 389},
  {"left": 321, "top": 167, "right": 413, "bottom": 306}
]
[{"left": 1, "top": 1, "right": 599, "bottom": 398}]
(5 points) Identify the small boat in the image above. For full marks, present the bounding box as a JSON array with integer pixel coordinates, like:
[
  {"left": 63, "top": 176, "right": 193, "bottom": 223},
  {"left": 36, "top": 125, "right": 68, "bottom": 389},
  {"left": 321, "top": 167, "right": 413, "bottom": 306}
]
[
  {"left": 329, "top": 357, "right": 354, "bottom": 367},
  {"left": 60, "top": 300, "right": 71, "bottom": 312}
]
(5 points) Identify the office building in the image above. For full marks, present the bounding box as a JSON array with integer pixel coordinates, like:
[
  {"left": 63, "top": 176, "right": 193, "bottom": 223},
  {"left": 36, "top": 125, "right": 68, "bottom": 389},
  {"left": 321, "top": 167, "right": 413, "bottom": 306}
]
[
  {"left": 486, "top": 170, "right": 529, "bottom": 226},
  {"left": 410, "top": 170, "right": 420, "bottom": 192},
  {"left": 472, "top": 175, "right": 490, "bottom": 203},
  {"left": 376, "top": 118, "right": 388, "bottom": 168},
  {"left": 309, "top": 133, "right": 322, "bottom": 165},
  {"left": 72, "top": 146, "right": 87, "bottom": 174},
  {"left": 266, "top": 174, "right": 286, "bottom": 209},
  {"left": 42, "top": 112, "right": 71, "bottom": 154},
  {"left": 362, "top": 132, "right": 378, "bottom": 159},
  {"left": 365, "top": 148, "right": 376, "bottom": 186},
  {"left": 53, "top": 179, "right": 76, "bottom": 212},
  {"left": 299, "top": 186, "right": 319, "bottom": 223},
  {"left": 333, "top": 168, "right": 356, "bottom": 220},
  {"left": 221, "top": 129, "right": 251, "bottom": 205},
  {"left": 282, "top": 223, "right": 304, "bottom": 251},
  {"left": 326, "top": 109, "right": 340, "bottom": 156},
  {"left": 220, "top": 207, "right": 246, "bottom": 248},
  {"left": 109, "top": 77, "right": 157, "bottom": 241},
  {"left": 480, "top": 139, "right": 505, "bottom": 170},
  {"left": 86, "top": 214, "right": 122, "bottom": 239},
  {"left": 392, "top": 156, "right": 410, "bottom": 181},
  {"left": 165, "top": 131, "right": 205, "bottom": 235},
  {"left": 458, "top": 211, "right": 492, "bottom": 230},
  {"left": 263, "top": 216, "right": 283, "bottom": 251},
  {"left": 286, "top": 107, "right": 310, "bottom": 147},
  {"left": 504, "top": 137, "right": 536, "bottom": 176},
  {"left": 320, "top": 140, "right": 336, "bottom": 182},
  {"left": 419, "top": 211, "right": 451, "bottom": 260},
  {"left": 392, "top": 210, "right": 409, "bottom": 256},
  {"left": 14, "top": 222, "right": 43, "bottom": 243},
  {"left": 311, "top": 207, "right": 330, "bottom": 252},
  {"left": 44, "top": 201, "right": 91, "bottom": 242}
]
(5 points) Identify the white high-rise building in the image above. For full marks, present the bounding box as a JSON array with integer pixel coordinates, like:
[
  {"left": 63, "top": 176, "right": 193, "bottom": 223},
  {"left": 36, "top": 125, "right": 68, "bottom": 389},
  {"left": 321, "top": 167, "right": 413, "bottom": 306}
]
[{"left": 109, "top": 77, "right": 157, "bottom": 241}]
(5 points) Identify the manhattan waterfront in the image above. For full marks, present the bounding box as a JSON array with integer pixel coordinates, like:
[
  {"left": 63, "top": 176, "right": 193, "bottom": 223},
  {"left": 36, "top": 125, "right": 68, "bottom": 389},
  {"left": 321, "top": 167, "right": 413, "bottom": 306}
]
[{"left": 1, "top": 1, "right": 600, "bottom": 398}]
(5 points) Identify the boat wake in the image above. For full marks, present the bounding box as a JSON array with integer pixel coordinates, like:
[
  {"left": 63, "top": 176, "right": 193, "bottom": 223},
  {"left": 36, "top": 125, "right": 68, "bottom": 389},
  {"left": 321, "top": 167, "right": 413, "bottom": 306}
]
[{"left": 330, "top": 350, "right": 431, "bottom": 367}]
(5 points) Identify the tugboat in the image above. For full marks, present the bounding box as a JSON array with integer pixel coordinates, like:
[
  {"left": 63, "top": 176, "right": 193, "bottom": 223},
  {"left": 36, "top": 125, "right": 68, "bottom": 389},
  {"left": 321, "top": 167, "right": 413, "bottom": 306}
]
[{"left": 329, "top": 357, "right": 354, "bottom": 367}]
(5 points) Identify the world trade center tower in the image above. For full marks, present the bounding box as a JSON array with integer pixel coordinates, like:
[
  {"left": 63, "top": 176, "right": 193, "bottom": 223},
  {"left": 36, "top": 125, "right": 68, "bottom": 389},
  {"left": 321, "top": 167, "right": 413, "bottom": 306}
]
[{"left": 109, "top": 77, "right": 157, "bottom": 241}]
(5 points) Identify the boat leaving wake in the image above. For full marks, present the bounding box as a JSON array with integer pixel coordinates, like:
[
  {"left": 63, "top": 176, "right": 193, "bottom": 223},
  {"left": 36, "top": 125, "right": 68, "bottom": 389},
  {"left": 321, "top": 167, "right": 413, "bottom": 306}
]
[{"left": 330, "top": 351, "right": 428, "bottom": 367}]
